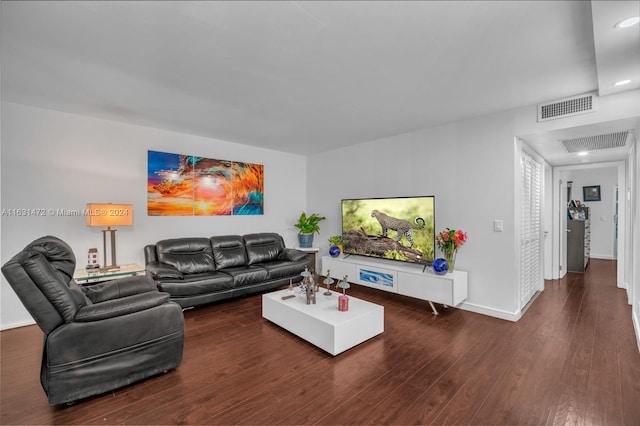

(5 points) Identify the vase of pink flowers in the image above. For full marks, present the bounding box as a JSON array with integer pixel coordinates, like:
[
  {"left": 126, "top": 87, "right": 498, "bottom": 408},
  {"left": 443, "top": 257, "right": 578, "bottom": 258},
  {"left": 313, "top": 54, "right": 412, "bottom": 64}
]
[{"left": 435, "top": 228, "right": 468, "bottom": 272}]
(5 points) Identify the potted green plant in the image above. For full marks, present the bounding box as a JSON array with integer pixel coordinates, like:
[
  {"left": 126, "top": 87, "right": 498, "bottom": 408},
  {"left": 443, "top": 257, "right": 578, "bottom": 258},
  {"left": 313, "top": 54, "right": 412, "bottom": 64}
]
[
  {"left": 328, "top": 235, "right": 344, "bottom": 256},
  {"left": 295, "top": 212, "right": 326, "bottom": 248}
]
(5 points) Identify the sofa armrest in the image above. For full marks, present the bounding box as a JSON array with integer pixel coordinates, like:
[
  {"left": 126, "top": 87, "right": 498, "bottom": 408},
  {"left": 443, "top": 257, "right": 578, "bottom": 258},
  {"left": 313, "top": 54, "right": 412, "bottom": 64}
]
[
  {"left": 82, "top": 275, "right": 157, "bottom": 303},
  {"left": 146, "top": 261, "right": 184, "bottom": 280},
  {"left": 74, "top": 292, "right": 171, "bottom": 322},
  {"left": 279, "top": 248, "right": 308, "bottom": 262}
]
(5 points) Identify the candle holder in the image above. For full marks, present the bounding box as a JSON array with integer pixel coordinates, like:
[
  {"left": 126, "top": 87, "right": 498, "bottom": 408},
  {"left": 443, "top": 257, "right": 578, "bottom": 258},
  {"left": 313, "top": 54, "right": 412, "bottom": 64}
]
[{"left": 337, "top": 275, "right": 350, "bottom": 312}]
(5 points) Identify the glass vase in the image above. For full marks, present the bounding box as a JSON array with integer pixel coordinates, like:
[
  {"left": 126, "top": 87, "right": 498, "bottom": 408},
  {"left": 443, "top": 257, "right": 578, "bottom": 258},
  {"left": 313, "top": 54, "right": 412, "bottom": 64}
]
[{"left": 444, "top": 248, "right": 456, "bottom": 273}]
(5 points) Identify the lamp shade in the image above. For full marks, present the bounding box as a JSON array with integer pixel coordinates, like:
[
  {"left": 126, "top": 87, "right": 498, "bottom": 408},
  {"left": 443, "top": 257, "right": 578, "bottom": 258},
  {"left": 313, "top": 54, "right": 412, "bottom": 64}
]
[{"left": 86, "top": 203, "right": 133, "bottom": 227}]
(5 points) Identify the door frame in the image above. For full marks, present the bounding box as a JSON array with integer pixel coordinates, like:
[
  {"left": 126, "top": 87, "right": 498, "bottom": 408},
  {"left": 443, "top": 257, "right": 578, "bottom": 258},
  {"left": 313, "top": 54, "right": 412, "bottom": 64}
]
[{"left": 552, "top": 161, "right": 627, "bottom": 290}]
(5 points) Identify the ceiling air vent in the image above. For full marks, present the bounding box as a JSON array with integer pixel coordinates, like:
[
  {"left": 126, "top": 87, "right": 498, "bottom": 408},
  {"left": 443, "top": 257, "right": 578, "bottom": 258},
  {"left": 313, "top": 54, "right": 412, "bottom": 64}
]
[
  {"left": 537, "top": 93, "right": 597, "bottom": 122},
  {"left": 561, "top": 131, "right": 630, "bottom": 153}
]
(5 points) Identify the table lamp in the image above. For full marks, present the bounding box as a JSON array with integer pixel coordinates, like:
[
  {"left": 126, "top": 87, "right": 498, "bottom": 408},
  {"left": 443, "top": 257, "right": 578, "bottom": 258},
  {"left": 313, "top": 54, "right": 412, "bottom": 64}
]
[{"left": 86, "top": 203, "right": 133, "bottom": 270}]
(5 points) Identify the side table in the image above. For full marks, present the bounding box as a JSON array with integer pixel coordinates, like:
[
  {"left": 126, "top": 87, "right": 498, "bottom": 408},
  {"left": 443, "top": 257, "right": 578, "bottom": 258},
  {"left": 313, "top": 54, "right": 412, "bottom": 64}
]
[
  {"left": 73, "top": 263, "right": 146, "bottom": 285},
  {"left": 295, "top": 247, "right": 319, "bottom": 274}
]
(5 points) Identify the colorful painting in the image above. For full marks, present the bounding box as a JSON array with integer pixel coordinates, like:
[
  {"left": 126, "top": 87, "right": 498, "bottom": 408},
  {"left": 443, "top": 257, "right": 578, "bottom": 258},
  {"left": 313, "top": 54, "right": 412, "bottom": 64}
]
[{"left": 148, "top": 150, "right": 264, "bottom": 216}]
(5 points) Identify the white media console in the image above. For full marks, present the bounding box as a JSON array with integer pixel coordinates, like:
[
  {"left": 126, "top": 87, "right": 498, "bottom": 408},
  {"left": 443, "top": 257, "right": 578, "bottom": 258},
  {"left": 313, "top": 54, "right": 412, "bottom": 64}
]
[{"left": 322, "top": 255, "right": 468, "bottom": 315}]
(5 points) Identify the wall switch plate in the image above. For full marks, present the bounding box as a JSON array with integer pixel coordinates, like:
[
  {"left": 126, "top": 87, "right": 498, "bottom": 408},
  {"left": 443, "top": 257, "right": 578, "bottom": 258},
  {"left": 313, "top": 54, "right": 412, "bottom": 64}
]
[{"left": 494, "top": 219, "right": 503, "bottom": 232}]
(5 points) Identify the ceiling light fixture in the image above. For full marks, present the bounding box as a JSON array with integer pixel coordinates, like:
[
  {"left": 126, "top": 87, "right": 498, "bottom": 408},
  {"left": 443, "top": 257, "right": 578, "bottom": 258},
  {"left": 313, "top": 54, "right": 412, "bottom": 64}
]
[
  {"left": 615, "top": 16, "right": 640, "bottom": 28},
  {"left": 577, "top": 151, "right": 589, "bottom": 156},
  {"left": 614, "top": 79, "right": 631, "bottom": 86}
]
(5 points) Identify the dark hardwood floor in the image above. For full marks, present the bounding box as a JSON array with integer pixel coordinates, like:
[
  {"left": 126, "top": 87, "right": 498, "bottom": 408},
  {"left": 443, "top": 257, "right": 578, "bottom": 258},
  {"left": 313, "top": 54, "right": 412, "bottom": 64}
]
[{"left": 2, "top": 259, "right": 640, "bottom": 425}]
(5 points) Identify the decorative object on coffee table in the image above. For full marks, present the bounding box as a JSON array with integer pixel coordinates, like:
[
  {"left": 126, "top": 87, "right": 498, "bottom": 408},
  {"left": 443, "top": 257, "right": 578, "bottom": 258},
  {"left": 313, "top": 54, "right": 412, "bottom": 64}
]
[
  {"left": 300, "top": 267, "right": 312, "bottom": 294},
  {"left": 435, "top": 227, "right": 468, "bottom": 273},
  {"left": 305, "top": 280, "right": 316, "bottom": 304},
  {"left": 307, "top": 270, "right": 318, "bottom": 292},
  {"left": 337, "top": 275, "right": 350, "bottom": 294},
  {"left": 323, "top": 270, "right": 334, "bottom": 296},
  {"left": 339, "top": 294, "right": 349, "bottom": 311},
  {"left": 337, "top": 275, "right": 350, "bottom": 312},
  {"left": 295, "top": 212, "right": 326, "bottom": 248}
]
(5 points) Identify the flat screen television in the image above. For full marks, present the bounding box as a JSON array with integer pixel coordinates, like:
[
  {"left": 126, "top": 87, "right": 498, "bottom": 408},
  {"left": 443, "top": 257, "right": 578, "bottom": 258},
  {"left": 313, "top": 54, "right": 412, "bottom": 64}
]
[{"left": 341, "top": 196, "right": 435, "bottom": 265}]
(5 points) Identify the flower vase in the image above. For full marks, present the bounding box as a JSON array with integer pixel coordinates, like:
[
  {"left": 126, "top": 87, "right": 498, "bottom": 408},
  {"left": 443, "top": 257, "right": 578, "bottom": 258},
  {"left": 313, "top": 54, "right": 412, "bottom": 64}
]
[{"left": 444, "top": 249, "right": 456, "bottom": 273}]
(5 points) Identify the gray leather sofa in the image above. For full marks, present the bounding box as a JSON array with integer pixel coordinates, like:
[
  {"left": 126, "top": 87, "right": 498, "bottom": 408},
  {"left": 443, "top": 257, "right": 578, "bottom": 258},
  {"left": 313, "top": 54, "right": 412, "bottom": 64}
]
[
  {"left": 144, "top": 233, "right": 311, "bottom": 308},
  {"left": 1, "top": 236, "right": 184, "bottom": 405}
]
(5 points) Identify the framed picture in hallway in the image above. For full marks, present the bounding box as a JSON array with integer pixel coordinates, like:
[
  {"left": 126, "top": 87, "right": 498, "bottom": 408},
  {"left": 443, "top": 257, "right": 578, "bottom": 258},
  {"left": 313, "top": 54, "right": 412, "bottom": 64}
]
[{"left": 583, "top": 185, "right": 601, "bottom": 202}]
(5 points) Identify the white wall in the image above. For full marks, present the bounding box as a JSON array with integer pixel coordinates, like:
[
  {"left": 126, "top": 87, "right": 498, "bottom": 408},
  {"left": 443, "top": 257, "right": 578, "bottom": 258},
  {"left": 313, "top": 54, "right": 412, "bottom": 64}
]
[
  {"left": 567, "top": 166, "right": 618, "bottom": 259},
  {"left": 0, "top": 102, "right": 307, "bottom": 329},
  {"left": 309, "top": 111, "right": 521, "bottom": 320},
  {"left": 631, "top": 125, "right": 640, "bottom": 351},
  {"left": 308, "top": 90, "right": 640, "bottom": 322}
]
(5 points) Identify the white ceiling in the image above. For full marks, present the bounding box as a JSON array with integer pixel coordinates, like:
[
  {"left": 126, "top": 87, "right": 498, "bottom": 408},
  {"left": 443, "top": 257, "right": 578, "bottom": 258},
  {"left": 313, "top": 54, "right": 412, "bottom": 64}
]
[
  {"left": 521, "top": 117, "right": 637, "bottom": 166},
  {"left": 1, "top": 1, "right": 639, "bottom": 163}
]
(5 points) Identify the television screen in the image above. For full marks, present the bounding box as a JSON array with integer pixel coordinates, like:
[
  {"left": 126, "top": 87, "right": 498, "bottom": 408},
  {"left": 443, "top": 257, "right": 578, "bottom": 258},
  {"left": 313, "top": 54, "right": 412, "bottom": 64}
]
[{"left": 341, "top": 196, "right": 435, "bottom": 265}]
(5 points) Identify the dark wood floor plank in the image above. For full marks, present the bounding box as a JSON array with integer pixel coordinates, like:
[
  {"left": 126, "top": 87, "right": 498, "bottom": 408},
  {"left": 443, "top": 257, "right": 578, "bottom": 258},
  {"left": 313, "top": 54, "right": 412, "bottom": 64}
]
[
  {"left": 581, "top": 264, "right": 624, "bottom": 425},
  {"left": 468, "top": 276, "right": 582, "bottom": 425},
  {"left": 434, "top": 323, "right": 538, "bottom": 424},
  {"left": 328, "top": 314, "right": 503, "bottom": 425},
  {"left": 615, "top": 282, "right": 640, "bottom": 425},
  {"left": 397, "top": 332, "right": 513, "bottom": 425},
  {"left": 314, "top": 336, "right": 456, "bottom": 425},
  {"left": 2, "top": 259, "right": 639, "bottom": 425},
  {"left": 120, "top": 331, "right": 324, "bottom": 424}
]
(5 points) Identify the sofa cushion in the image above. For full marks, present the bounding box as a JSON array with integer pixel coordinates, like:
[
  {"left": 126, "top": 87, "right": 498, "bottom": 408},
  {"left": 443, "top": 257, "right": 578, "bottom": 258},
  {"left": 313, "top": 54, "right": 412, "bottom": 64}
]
[
  {"left": 279, "top": 248, "right": 308, "bottom": 262},
  {"left": 156, "top": 272, "right": 234, "bottom": 296},
  {"left": 146, "top": 262, "right": 184, "bottom": 280},
  {"left": 221, "top": 266, "right": 269, "bottom": 287},
  {"left": 243, "top": 233, "right": 284, "bottom": 265},
  {"left": 210, "top": 236, "right": 247, "bottom": 269},
  {"left": 156, "top": 238, "right": 215, "bottom": 274},
  {"left": 260, "top": 259, "right": 310, "bottom": 280}
]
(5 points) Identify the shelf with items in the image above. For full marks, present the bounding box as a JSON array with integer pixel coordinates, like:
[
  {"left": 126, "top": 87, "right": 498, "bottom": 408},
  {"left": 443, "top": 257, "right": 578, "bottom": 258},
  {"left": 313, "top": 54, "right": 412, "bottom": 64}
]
[
  {"left": 567, "top": 206, "right": 589, "bottom": 221},
  {"left": 567, "top": 206, "right": 590, "bottom": 273}
]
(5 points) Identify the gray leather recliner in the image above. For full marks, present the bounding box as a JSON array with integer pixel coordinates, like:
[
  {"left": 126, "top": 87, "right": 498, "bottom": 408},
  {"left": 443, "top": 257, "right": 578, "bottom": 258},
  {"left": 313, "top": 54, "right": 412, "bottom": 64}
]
[{"left": 1, "top": 235, "right": 184, "bottom": 405}]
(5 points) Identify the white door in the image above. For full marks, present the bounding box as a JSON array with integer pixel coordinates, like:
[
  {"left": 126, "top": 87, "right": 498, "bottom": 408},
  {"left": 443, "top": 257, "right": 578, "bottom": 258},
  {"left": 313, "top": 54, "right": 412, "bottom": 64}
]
[{"left": 519, "top": 149, "right": 544, "bottom": 309}]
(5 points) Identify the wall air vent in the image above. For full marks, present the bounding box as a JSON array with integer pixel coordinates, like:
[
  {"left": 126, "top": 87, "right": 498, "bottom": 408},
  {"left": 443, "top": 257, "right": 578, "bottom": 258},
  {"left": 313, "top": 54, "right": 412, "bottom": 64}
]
[
  {"left": 561, "top": 131, "right": 630, "bottom": 153},
  {"left": 537, "top": 93, "right": 597, "bottom": 122}
]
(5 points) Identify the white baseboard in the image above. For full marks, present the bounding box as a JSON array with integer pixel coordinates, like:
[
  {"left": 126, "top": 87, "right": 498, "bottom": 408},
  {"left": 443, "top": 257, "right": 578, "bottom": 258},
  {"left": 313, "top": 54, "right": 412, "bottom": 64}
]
[
  {"left": 458, "top": 301, "right": 521, "bottom": 322},
  {"left": 590, "top": 254, "right": 614, "bottom": 260},
  {"left": 0, "top": 318, "right": 36, "bottom": 331},
  {"left": 634, "top": 306, "right": 640, "bottom": 354}
]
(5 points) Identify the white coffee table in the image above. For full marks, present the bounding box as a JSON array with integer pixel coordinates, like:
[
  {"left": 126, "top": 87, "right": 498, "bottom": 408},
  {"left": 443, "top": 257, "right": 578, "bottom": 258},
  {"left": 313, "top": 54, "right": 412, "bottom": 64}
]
[{"left": 262, "top": 288, "right": 384, "bottom": 356}]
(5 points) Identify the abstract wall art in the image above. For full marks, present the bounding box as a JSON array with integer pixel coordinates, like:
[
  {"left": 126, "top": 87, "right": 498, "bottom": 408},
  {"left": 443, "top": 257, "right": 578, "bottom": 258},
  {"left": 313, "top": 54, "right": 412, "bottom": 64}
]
[{"left": 147, "top": 150, "right": 264, "bottom": 216}]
